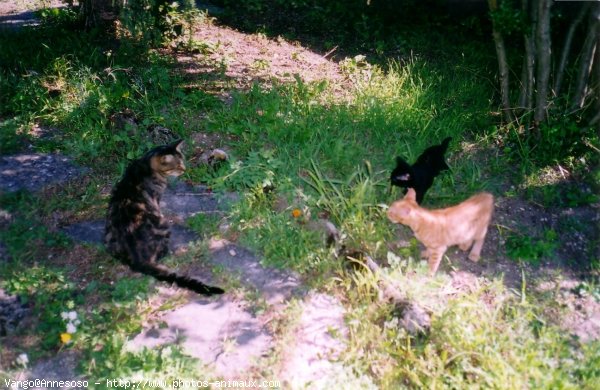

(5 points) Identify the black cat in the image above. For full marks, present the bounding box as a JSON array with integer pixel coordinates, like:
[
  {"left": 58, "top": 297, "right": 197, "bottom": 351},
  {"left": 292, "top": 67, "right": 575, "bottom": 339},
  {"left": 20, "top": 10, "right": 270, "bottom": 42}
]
[
  {"left": 390, "top": 137, "right": 452, "bottom": 204},
  {"left": 105, "top": 140, "right": 224, "bottom": 296}
]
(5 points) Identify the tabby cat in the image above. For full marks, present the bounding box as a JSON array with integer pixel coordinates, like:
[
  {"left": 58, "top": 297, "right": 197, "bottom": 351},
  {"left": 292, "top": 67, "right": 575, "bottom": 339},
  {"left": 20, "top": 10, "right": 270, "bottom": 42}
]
[
  {"left": 104, "top": 139, "right": 224, "bottom": 296},
  {"left": 387, "top": 188, "right": 494, "bottom": 275},
  {"left": 390, "top": 137, "right": 452, "bottom": 204}
]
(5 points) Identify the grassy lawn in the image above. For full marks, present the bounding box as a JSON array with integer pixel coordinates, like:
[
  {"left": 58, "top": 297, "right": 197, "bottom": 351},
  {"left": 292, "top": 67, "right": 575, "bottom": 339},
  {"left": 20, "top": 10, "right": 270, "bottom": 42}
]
[{"left": 1, "top": 3, "right": 599, "bottom": 388}]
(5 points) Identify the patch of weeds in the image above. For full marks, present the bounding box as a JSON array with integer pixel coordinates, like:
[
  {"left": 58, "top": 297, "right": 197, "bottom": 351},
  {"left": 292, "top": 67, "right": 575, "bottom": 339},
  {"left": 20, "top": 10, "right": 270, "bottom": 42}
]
[
  {"left": 392, "top": 237, "right": 421, "bottom": 261},
  {"left": 0, "top": 191, "right": 71, "bottom": 261},
  {"left": 522, "top": 176, "right": 598, "bottom": 208},
  {"left": 213, "top": 149, "right": 283, "bottom": 192},
  {"left": 183, "top": 164, "right": 213, "bottom": 183},
  {"left": 340, "top": 267, "right": 600, "bottom": 388},
  {"left": 235, "top": 199, "right": 324, "bottom": 272},
  {"left": 82, "top": 335, "right": 205, "bottom": 390},
  {"left": 83, "top": 298, "right": 144, "bottom": 339},
  {"left": 161, "top": 240, "right": 212, "bottom": 272},
  {"left": 110, "top": 277, "right": 150, "bottom": 304},
  {"left": 572, "top": 282, "right": 600, "bottom": 302},
  {"left": 40, "top": 177, "right": 108, "bottom": 221},
  {"left": 388, "top": 295, "right": 592, "bottom": 388},
  {"left": 303, "top": 161, "right": 391, "bottom": 255},
  {"left": 505, "top": 229, "right": 558, "bottom": 265},
  {"left": 251, "top": 58, "right": 270, "bottom": 71},
  {"left": 3, "top": 266, "right": 81, "bottom": 352},
  {"left": 574, "top": 340, "right": 600, "bottom": 385},
  {"left": 0, "top": 118, "right": 30, "bottom": 153},
  {"left": 340, "top": 54, "right": 375, "bottom": 83},
  {"left": 562, "top": 186, "right": 599, "bottom": 207},
  {"left": 176, "top": 38, "right": 218, "bottom": 54},
  {"left": 186, "top": 213, "right": 221, "bottom": 237},
  {"left": 0, "top": 218, "right": 69, "bottom": 262},
  {"left": 36, "top": 6, "right": 80, "bottom": 27}
]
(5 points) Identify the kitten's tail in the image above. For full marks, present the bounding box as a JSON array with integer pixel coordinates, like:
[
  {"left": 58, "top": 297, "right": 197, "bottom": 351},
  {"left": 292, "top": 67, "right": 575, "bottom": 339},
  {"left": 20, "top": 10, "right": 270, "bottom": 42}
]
[{"left": 130, "top": 262, "right": 225, "bottom": 296}]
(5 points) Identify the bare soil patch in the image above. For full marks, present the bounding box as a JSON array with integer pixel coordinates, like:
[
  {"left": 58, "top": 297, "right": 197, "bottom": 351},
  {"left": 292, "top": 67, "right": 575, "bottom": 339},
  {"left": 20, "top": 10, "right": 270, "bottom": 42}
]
[
  {"left": 128, "top": 294, "right": 273, "bottom": 379},
  {"left": 0, "top": 153, "right": 87, "bottom": 194},
  {"left": 170, "top": 16, "right": 351, "bottom": 102}
]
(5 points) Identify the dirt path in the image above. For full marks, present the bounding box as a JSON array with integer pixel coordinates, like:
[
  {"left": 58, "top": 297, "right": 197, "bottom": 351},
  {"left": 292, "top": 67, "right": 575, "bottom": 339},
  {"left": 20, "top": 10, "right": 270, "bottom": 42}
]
[{"left": 0, "top": 0, "right": 64, "bottom": 29}]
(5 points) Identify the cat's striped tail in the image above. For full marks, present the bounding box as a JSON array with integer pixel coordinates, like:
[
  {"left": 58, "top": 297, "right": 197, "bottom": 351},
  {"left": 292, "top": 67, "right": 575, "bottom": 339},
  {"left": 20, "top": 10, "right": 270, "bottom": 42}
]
[{"left": 130, "top": 262, "right": 225, "bottom": 296}]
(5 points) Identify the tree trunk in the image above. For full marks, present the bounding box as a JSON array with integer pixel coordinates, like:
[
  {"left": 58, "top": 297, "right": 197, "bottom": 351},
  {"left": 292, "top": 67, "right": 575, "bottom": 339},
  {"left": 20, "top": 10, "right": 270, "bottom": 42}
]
[
  {"left": 533, "top": 0, "right": 552, "bottom": 126},
  {"left": 518, "top": 0, "right": 534, "bottom": 113},
  {"left": 519, "top": 34, "right": 535, "bottom": 116},
  {"left": 493, "top": 30, "right": 515, "bottom": 122},
  {"left": 521, "top": 0, "right": 536, "bottom": 132},
  {"left": 518, "top": 55, "right": 528, "bottom": 109},
  {"left": 572, "top": 3, "right": 600, "bottom": 111},
  {"left": 554, "top": 3, "right": 590, "bottom": 97},
  {"left": 489, "top": 0, "right": 515, "bottom": 123},
  {"left": 593, "top": 23, "right": 600, "bottom": 131},
  {"left": 81, "top": 0, "right": 120, "bottom": 30}
]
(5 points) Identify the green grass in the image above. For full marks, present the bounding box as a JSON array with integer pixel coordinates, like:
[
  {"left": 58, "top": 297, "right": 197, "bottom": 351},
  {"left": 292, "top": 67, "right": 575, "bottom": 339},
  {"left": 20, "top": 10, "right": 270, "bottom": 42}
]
[
  {"left": 1, "top": 4, "right": 598, "bottom": 388},
  {"left": 505, "top": 229, "right": 559, "bottom": 266}
]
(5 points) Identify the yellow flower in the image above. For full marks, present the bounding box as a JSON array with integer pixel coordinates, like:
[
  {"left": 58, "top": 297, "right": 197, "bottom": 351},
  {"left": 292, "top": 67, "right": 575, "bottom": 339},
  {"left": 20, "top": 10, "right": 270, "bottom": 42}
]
[
  {"left": 60, "top": 333, "right": 72, "bottom": 344},
  {"left": 291, "top": 209, "right": 302, "bottom": 218}
]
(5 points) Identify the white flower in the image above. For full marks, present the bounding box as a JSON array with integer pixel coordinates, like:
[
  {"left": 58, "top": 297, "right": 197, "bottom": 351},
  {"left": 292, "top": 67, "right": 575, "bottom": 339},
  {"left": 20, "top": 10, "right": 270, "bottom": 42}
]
[
  {"left": 73, "top": 319, "right": 81, "bottom": 326},
  {"left": 61, "top": 312, "right": 69, "bottom": 320},
  {"left": 66, "top": 322, "right": 77, "bottom": 334},
  {"left": 16, "top": 353, "right": 29, "bottom": 367},
  {"left": 67, "top": 311, "right": 78, "bottom": 321},
  {"left": 383, "top": 317, "right": 399, "bottom": 330}
]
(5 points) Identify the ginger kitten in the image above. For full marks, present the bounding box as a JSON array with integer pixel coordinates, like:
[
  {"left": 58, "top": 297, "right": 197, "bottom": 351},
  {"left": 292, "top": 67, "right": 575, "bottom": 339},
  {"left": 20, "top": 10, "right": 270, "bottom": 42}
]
[{"left": 387, "top": 188, "right": 494, "bottom": 275}]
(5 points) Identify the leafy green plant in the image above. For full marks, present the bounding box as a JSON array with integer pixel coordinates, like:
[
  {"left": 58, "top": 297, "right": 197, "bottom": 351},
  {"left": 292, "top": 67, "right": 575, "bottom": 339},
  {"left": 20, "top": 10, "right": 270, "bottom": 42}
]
[
  {"left": 301, "top": 160, "right": 391, "bottom": 257},
  {"left": 241, "top": 212, "right": 323, "bottom": 271},
  {"left": 489, "top": 0, "right": 527, "bottom": 35},
  {"left": 0, "top": 118, "right": 29, "bottom": 153},
  {"left": 214, "top": 149, "right": 283, "bottom": 192},
  {"left": 0, "top": 217, "right": 69, "bottom": 262},
  {"left": 110, "top": 277, "right": 150, "bottom": 303},
  {"left": 3, "top": 267, "right": 81, "bottom": 351},
  {"left": 186, "top": 212, "right": 221, "bottom": 237},
  {"left": 82, "top": 335, "right": 204, "bottom": 390},
  {"left": 505, "top": 229, "right": 558, "bottom": 265},
  {"left": 37, "top": 6, "right": 80, "bottom": 26}
]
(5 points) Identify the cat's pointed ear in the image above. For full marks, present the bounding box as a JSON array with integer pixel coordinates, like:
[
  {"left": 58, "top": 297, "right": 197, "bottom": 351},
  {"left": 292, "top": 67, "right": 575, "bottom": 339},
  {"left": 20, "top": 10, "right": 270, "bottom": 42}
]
[
  {"left": 395, "top": 156, "right": 410, "bottom": 168},
  {"left": 405, "top": 188, "right": 417, "bottom": 201},
  {"left": 172, "top": 139, "right": 184, "bottom": 153},
  {"left": 441, "top": 136, "right": 452, "bottom": 151}
]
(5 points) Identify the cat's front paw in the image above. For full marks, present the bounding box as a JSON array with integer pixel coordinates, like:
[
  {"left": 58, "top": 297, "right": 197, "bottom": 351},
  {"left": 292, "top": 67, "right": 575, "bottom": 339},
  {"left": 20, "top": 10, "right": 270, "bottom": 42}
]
[
  {"left": 459, "top": 241, "right": 472, "bottom": 251},
  {"left": 468, "top": 253, "right": 480, "bottom": 262}
]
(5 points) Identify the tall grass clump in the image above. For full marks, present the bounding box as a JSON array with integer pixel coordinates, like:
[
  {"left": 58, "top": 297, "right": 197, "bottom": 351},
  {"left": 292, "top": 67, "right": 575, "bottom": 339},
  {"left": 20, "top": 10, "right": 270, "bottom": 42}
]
[
  {"left": 204, "top": 49, "right": 495, "bottom": 276},
  {"left": 339, "top": 265, "right": 600, "bottom": 388}
]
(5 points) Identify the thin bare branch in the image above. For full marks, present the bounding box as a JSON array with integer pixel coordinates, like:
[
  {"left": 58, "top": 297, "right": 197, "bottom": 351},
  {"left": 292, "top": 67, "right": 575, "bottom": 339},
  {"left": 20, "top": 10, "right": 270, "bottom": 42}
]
[
  {"left": 555, "top": 3, "right": 590, "bottom": 97},
  {"left": 572, "top": 3, "right": 600, "bottom": 111},
  {"left": 533, "top": 0, "right": 552, "bottom": 125}
]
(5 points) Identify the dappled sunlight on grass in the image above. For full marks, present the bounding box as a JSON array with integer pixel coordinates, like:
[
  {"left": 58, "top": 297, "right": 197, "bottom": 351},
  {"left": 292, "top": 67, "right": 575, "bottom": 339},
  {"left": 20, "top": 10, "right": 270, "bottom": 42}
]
[{"left": 1, "top": 2, "right": 599, "bottom": 387}]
